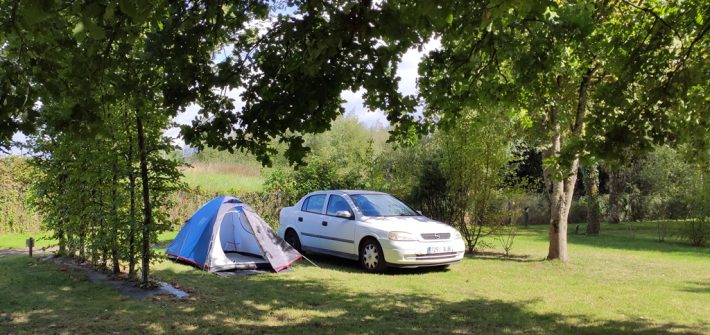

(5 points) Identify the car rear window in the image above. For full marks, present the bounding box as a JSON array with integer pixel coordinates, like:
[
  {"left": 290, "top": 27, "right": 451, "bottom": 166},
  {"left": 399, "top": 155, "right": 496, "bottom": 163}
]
[{"left": 302, "top": 194, "right": 326, "bottom": 213}]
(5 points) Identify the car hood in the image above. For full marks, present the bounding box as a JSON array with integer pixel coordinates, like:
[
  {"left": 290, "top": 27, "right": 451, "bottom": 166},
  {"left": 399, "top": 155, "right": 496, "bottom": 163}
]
[{"left": 360, "top": 216, "right": 457, "bottom": 235}]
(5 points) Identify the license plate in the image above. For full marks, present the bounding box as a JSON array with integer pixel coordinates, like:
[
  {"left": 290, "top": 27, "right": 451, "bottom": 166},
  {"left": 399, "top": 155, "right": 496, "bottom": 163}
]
[{"left": 427, "top": 245, "right": 452, "bottom": 254}]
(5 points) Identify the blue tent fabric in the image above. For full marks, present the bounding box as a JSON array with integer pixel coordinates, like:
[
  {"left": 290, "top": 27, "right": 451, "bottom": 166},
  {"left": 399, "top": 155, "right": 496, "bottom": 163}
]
[
  {"left": 166, "top": 196, "right": 302, "bottom": 272},
  {"left": 166, "top": 196, "right": 225, "bottom": 267}
]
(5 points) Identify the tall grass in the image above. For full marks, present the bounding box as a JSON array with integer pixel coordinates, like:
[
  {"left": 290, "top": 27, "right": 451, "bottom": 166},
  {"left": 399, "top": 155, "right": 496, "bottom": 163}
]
[{"left": 181, "top": 162, "right": 265, "bottom": 194}]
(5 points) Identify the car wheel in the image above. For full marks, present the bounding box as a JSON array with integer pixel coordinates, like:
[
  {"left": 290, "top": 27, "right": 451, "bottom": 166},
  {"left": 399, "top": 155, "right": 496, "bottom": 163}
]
[
  {"left": 360, "top": 238, "right": 386, "bottom": 273},
  {"left": 284, "top": 229, "right": 302, "bottom": 253}
]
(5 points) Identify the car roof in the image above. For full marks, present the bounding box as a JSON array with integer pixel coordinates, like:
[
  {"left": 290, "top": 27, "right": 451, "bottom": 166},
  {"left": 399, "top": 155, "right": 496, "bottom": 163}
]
[{"left": 306, "top": 190, "right": 387, "bottom": 196}]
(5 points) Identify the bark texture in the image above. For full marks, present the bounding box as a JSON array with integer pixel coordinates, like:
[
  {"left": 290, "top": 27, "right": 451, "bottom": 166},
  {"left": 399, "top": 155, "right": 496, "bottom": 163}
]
[
  {"left": 544, "top": 65, "right": 597, "bottom": 262},
  {"left": 137, "top": 116, "right": 152, "bottom": 286},
  {"left": 608, "top": 170, "right": 622, "bottom": 224},
  {"left": 584, "top": 163, "right": 601, "bottom": 235}
]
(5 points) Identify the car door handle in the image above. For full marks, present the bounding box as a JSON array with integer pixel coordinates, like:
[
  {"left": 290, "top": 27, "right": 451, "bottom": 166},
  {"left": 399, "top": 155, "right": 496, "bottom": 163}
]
[
  {"left": 298, "top": 217, "right": 303, "bottom": 222},
  {"left": 322, "top": 221, "right": 328, "bottom": 226}
]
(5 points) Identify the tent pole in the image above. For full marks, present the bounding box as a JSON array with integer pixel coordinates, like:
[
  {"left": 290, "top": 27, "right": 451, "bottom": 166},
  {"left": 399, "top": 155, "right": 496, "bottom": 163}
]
[{"left": 300, "top": 255, "right": 320, "bottom": 268}]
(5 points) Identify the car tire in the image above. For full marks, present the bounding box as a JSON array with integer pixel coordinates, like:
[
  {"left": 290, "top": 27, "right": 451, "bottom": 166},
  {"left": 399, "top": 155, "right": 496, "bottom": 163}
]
[
  {"left": 284, "top": 229, "right": 303, "bottom": 253},
  {"left": 360, "top": 238, "right": 387, "bottom": 273}
]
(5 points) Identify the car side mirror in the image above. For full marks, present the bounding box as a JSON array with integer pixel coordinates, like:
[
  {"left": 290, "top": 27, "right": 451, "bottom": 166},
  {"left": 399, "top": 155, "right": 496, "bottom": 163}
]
[{"left": 335, "top": 210, "right": 354, "bottom": 219}]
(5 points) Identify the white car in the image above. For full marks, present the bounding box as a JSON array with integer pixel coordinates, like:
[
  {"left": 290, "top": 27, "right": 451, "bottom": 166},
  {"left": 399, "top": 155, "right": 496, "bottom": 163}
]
[{"left": 277, "top": 190, "right": 466, "bottom": 272}]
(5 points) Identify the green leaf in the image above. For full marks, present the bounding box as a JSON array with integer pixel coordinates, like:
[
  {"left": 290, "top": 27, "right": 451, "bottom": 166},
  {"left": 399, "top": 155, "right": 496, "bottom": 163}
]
[
  {"left": 119, "top": 0, "right": 151, "bottom": 23},
  {"left": 72, "top": 22, "right": 86, "bottom": 36},
  {"left": 20, "top": 0, "right": 53, "bottom": 26}
]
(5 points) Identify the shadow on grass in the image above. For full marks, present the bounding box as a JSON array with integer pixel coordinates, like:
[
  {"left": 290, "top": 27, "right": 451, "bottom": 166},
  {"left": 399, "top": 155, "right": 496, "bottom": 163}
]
[
  {"left": 523, "top": 224, "right": 710, "bottom": 256},
  {"left": 680, "top": 281, "right": 710, "bottom": 295},
  {"left": 300, "top": 253, "right": 452, "bottom": 275},
  {"left": 1, "top": 255, "right": 707, "bottom": 334},
  {"left": 469, "top": 251, "right": 545, "bottom": 263}
]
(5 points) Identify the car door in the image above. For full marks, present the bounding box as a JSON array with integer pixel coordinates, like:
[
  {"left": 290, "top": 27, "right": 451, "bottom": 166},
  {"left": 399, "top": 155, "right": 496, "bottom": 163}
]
[
  {"left": 298, "top": 194, "right": 327, "bottom": 249},
  {"left": 324, "top": 194, "right": 357, "bottom": 256}
]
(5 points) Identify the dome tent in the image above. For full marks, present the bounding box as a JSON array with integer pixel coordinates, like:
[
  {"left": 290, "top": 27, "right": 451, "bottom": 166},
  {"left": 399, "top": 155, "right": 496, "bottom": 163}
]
[{"left": 166, "top": 196, "right": 302, "bottom": 272}]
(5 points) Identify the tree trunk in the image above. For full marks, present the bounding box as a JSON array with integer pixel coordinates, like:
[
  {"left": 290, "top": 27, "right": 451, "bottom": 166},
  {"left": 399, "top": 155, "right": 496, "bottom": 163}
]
[
  {"left": 126, "top": 112, "right": 137, "bottom": 277},
  {"left": 608, "top": 170, "right": 622, "bottom": 224},
  {"left": 136, "top": 115, "right": 153, "bottom": 286},
  {"left": 57, "top": 174, "right": 67, "bottom": 255},
  {"left": 544, "top": 130, "right": 578, "bottom": 262},
  {"left": 545, "top": 65, "right": 596, "bottom": 262},
  {"left": 111, "top": 154, "right": 120, "bottom": 274},
  {"left": 584, "top": 163, "right": 601, "bottom": 235}
]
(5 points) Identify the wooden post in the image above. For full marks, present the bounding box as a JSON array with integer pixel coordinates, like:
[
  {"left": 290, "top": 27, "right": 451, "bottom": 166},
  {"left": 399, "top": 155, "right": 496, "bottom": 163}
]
[{"left": 26, "top": 237, "right": 34, "bottom": 257}]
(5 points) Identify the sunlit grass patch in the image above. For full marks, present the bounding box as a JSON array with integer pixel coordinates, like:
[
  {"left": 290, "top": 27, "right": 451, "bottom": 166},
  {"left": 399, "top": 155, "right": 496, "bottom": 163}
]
[
  {"left": 1, "top": 223, "right": 708, "bottom": 334},
  {"left": 182, "top": 163, "right": 265, "bottom": 194}
]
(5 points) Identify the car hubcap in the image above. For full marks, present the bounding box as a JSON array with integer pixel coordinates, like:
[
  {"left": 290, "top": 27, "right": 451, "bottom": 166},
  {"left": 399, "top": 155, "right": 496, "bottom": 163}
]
[{"left": 363, "top": 244, "right": 379, "bottom": 269}]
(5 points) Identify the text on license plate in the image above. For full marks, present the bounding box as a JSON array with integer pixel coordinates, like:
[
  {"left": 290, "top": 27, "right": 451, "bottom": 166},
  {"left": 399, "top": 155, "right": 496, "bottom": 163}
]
[{"left": 427, "top": 245, "right": 453, "bottom": 254}]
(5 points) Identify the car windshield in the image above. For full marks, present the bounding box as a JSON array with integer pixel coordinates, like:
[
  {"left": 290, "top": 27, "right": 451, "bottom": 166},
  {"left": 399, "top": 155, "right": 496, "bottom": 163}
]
[{"left": 349, "top": 194, "right": 418, "bottom": 217}]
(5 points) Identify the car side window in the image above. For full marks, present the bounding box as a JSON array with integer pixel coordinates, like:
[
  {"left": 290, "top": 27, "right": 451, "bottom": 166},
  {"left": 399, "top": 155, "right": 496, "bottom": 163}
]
[
  {"left": 302, "top": 194, "right": 326, "bottom": 214},
  {"left": 326, "top": 195, "right": 353, "bottom": 217}
]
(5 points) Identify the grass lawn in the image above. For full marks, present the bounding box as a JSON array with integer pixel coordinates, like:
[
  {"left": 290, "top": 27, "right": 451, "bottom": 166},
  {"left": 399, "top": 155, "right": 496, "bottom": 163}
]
[
  {"left": 1, "top": 222, "right": 708, "bottom": 334},
  {"left": 0, "top": 232, "right": 55, "bottom": 250},
  {"left": 181, "top": 163, "right": 265, "bottom": 194}
]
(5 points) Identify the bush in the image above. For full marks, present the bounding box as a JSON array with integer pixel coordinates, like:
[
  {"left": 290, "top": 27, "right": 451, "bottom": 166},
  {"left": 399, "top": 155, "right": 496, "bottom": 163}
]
[
  {"left": 496, "top": 225, "right": 517, "bottom": 257},
  {"left": 568, "top": 198, "right": 588, "bottom": 224},
  {"left": 680, "top": 218, "right": 710, "bottom": 247},
  {"left": 656, "top": 221, "right": 673, "bottom": 242},
  {"left": 513, "top": 194, "right": 549, "bottom": 226}
]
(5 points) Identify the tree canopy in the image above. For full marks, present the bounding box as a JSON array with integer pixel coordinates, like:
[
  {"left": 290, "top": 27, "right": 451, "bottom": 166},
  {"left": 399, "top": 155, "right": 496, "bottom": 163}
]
[{"left": 1, "top": 0, "right": 706, "bottom": 263}]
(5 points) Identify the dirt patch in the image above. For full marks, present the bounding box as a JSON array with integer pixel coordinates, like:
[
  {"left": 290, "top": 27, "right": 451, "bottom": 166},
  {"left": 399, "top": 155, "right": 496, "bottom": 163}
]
[
  {"left": 41, "top": 256, "right": 189, "bottom": 300},
  {"left": 472, "top": 251, "right": 542, "bottom": 262},
  {"left": 0, "top": 247, "right": 57, "bottom": 256}
]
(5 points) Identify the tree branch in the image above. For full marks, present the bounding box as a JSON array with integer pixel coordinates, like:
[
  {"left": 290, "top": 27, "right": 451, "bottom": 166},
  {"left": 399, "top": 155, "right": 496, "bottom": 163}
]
[
  {"left": 572, "top": 64, "right": 598, "bottom": 137},
  {"left": 620, "top": 0, "right": 684, "bottom": 51}
]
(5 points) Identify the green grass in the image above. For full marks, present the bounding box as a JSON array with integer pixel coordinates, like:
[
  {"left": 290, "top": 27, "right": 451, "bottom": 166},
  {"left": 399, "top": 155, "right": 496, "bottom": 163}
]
[
  {"left": 182, "top": 171, "right": 264, "bottom": 194},
  {"left": 1, "top": 222, "right": 708, "bottom": 334},
  {"left": 0, "top": 232, "right": 55, "bottom": 249}
]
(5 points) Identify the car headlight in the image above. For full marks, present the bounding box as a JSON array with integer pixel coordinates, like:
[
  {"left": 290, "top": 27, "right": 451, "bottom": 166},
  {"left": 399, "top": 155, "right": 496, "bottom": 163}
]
[
  {"left": 452, "top": 231, "right": 462, "bottom": 239},
  {"left": 388, "top": 231, "right": 417, "bottom": 241}
]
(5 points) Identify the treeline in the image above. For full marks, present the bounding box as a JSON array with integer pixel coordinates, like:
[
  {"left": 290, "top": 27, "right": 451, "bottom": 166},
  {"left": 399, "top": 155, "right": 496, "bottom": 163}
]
[
  {"left": 30, "top": 106, "right": 182, "bottom": 285},
  {"left": 3, "top": 114, "right": 708, "bottom": 251},
  {"left": 251, "top": 115, "right": 710, "bottom": 249}
]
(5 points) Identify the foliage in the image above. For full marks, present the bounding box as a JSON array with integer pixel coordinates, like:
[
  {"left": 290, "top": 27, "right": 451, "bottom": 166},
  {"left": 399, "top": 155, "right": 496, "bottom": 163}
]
[
  {"left": 437, "top": 109, "right": 526, "bottom": 253},
  {"left": 2, "top": 0, "right": 706, "bottom": 266},
  {"left": 1, "top": 0, "right": 270, "bottom": 285},
  {"left": 0, "top": 157, "right": 42, "bottom": 233},
  {"left": 681, "top": 218, "right": 710, "bottom": 247},
  {"left": 264, "top": 158, "right": 368, "bottom": 206},
  {"left": 656, "top": 221, "right": 672, "bottom": 243},
  {"left": 582, "top": 163, "right": 601, "bottom": 234},
  {"left": 496, "top": 225, "right": 517, "bottom": 257},
  {"left": 609, "top": 146, "right": 700, "bottom": 222},
  {"left": 30, "top": 104, "right": 184, "bottom": 278},
  {"left": 404, "top": 150, "right": 455, "bottom": 224},
  {"left": 179, "top": 0, "right": 707, "bottom": 261}
]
